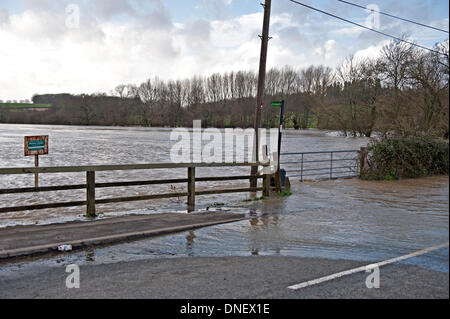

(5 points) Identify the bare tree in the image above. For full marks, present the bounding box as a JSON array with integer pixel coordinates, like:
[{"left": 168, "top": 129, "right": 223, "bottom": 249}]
[
  {"left": 377, "top": 40, "right": 415, "bottom": 134},
  {"left": 138, "top": 77, "right": 166, "bottom": 126},
  {"left": 407, "top": 45, "right": 449, "bottom": 136}
]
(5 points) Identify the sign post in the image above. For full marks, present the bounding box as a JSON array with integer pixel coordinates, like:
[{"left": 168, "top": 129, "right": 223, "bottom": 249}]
[
  {"left": 271, "top": 101, "right": 285, "bottom": 191},
  {"left": 24, "top": 135, "right": 49, "bottom": 188}
]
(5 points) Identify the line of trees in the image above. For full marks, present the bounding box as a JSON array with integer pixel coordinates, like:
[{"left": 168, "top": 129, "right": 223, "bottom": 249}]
[{"left": 1, "top": 39, "right": 448, "bottom": 138}]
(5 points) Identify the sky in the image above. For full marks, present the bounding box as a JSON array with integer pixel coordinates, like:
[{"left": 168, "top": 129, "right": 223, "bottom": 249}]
[{"left": 0, "top": 0, "right": 448, "bottom": 101}]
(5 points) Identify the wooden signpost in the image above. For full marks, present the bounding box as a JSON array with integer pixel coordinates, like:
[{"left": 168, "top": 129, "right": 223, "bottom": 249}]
[{"left": 24, "top": 135, "right": 49, "bottom": 188}]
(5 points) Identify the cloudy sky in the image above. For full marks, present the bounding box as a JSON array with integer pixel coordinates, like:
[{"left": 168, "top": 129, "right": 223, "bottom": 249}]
[{"left": 0, "top": 0, "right": 448, "bottom": 101}]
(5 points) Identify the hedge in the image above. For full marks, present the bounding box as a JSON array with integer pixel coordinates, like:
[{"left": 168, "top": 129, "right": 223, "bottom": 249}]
[{"left": 362, "top": 136, "right": 449, "bottom": 180}]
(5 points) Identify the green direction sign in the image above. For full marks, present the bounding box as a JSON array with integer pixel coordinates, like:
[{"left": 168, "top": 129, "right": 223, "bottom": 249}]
[
  {"left": 271, "top": 101, "right": 282, "bottom": 107},
  {"left": 25, "top": 135, "right": 48, "bottom": 156},
  {"left": 28, "top": 140, "right": 45, "bottom": 151}
]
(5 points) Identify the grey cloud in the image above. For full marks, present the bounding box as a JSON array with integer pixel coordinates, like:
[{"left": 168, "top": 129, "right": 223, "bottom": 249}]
[
  {"left": 148, "top": 36, "right": 180, "bottom": 60},
  {"left": 0, "top": 8, "right": 10, "bottom": 26},
  {"left": 22, "top": 0, "right": 67, "bottom": 12},
  {"left": 21, "top": 0, "right": 138, "bottom": 20},
  {"left": 180, "top": 19, "right": 212, "bottom": 51},
  {"left": 273, "top": 0, "right": 333, "bottom": 46},
  {"left": 136, "top": 7, "right": 173, "bottom": 31},
  {"left": 275, "top": 25, "right": 313, "bottom": 52},
  {"left": 88, "top": 0, "right": 135, "bottom": 19}
]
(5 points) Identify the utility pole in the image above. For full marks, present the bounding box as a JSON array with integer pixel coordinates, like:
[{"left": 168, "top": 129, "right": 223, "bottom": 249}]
[{"left": 251, "top": 0, "right": 272, "bottom": 188}]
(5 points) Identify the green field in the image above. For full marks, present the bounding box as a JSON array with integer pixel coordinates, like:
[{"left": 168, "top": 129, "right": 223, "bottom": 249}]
[{"left": 0, "top": 103, "right": 52, "bottom": 109}]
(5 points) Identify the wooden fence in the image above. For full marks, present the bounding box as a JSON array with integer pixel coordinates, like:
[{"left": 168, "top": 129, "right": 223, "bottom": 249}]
[{"left": 0, "top": 162, "right": 272, "bottom": 217}]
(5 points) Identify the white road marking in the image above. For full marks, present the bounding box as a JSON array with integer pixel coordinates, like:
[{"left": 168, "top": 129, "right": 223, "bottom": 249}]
[{"left": 287, "top": 242, "right": 449, "bottom": 290}]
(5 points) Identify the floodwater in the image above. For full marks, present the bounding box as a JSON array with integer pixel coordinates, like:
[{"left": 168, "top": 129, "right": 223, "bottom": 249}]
[
  {"left": 0, "top": 124, "right": 448, "bottom": 274},
  {"left": 0, "top": 123, "right": 367, "bottom": 227}
]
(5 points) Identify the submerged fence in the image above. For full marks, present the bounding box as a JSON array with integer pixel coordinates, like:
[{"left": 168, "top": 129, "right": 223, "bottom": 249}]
[
  {"left": 0, "top": 162, "right": 272, "bottom": 217},
  {"left": 280, "top": 149, "right": 362, "bottom": 182}
]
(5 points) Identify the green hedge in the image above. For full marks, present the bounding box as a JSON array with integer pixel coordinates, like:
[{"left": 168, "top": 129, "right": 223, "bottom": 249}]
[{"left": 362, "top": 136, "right": 449, "bottom": 180}]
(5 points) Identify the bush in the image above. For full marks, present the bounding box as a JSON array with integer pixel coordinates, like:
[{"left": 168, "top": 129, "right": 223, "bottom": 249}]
[{"left": 362, "top": 136, "right": 449, "bottom": 180}]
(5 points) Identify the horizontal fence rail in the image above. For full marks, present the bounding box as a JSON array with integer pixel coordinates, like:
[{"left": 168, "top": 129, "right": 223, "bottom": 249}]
[
  {"left": 0, "top": 162, "right": 262, "bottom": 175},
  {"left": 280, "top": 150, "right": 361, "bottom": 182},
  {"left": 0, "top": 162, "right": 271, "bottom": 216}
]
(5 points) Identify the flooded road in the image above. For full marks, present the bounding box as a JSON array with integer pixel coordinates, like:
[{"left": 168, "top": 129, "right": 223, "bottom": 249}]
[
  {"left": 0, "top": 176, "right": 448, "bottom": 275},
  {"left": 0, "top": 123, "right": 368, "bottom": 227},
  {"left": 0, "top": 124, "right": 448, "bottom": 275},
  {"left": 53, "top": 176, "right": 447, "bottom": 273}
]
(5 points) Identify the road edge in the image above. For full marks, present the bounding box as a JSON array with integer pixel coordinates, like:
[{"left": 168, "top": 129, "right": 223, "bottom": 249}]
[{"left": 0, "top": 216, "right": 246, "bottom": 261}]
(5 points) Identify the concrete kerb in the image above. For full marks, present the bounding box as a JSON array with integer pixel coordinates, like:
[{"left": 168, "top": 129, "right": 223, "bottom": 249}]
[{"left": 0, "top": 216, "right": 247, "bottom": 261}]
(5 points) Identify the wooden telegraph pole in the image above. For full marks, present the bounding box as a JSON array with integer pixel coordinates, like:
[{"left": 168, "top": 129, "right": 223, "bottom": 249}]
[{"left": 251, "top": 0, "right": 272, "bottom": 188}]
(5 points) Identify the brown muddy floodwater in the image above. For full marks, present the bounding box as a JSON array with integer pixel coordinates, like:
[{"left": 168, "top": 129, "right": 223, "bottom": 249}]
[
  {"left": 0, "top": 123, "right": 368, "bottom": 227},
  {"left": 0, "top": 124, "right": 448, "bottom": 273}
]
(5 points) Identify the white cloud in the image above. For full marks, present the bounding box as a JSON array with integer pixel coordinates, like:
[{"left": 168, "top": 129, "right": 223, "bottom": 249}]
[
  {"left": 0, "top": 10, "right": 267, "bottom": 100},
  {"left": 354, "top": 40, "right": 390, "bottom": 61},
  {"left": 1, "top": 0, "right": 447, "bottom": 101},
  {"left": 313, "top": 39, "right": 337, "bottom": 61},
  {"left": 0, "top": 8, "right": 370, "bottom": 100}
]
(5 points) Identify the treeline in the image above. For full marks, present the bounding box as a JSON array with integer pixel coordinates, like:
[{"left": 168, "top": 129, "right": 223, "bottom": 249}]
[{"left": 1, "top": 39, "right": 448, "bottom": 138}]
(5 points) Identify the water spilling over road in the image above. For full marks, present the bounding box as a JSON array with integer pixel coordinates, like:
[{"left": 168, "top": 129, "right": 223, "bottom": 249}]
[
  {"left": 0, "top": 124, "right": 448, "bottom": 274},
  {"left": 0, "top": 123, "right": 368, "bottom": 227}
]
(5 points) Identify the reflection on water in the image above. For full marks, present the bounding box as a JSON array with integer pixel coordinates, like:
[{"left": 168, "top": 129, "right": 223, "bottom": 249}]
[
  {"left": 186, "top": 231, "right": 196, "bottom": 257},
  {"left": 249, "top": 214, "right": 282, "bottom": 256}
]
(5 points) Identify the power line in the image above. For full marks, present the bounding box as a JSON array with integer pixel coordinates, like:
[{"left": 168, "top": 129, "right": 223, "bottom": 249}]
[
  {"left": 337, "top": 0, "right": 449, "bottom": 34},
  {"left": 288, "top": 0, "right": 447, "bottom": 56}
]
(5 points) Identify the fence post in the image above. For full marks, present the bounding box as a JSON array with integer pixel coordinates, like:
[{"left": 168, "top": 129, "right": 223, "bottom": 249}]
[
  {"left": 359, "top": 147, "right": 367, "bottom": 177},
  {"left": 274, "top": 169, "right": 281, "bottom": 192},
  {"left": 250, "top": 174, "right": 257, "bottom": 191},
  {"left": 263, "top": 171, "right": 270, "bottom": 197},
  {"left": 187, "top": 166, "right": 195, "bottom": 211},
  {"left": 86, "top": 171, "right": 96, "bottom": 218}
]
